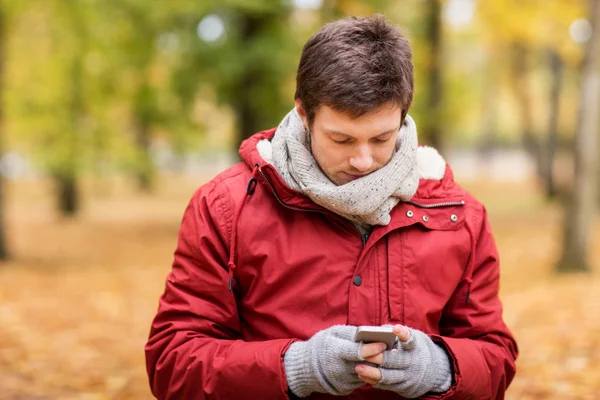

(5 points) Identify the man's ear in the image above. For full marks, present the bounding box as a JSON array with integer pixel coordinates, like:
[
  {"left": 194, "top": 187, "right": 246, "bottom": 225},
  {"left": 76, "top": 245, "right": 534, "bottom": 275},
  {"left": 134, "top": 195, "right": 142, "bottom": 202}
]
[{"left": 295, "top": 99, "right": 310, "bottom": 131}]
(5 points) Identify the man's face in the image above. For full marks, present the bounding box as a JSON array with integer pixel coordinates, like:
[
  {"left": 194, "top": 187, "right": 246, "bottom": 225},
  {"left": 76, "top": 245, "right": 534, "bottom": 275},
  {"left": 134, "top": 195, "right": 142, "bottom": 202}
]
[{"left": 296, "top": 100, "right": 402, "bottom": 186}]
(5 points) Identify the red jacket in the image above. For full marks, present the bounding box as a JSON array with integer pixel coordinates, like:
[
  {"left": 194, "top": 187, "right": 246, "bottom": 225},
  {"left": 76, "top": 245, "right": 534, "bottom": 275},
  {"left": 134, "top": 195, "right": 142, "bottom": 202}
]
[{"left": 145, "top": 129, "right": 518, "bottom": 400}]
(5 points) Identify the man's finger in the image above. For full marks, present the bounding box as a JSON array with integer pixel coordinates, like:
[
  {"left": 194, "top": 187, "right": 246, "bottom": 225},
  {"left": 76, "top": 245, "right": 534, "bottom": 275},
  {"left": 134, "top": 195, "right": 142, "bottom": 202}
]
[
  {"left": 358, "top": 375, "right": 379, "bottom": 386},
  {"left": 356, "top": 364, "right": 382, "bottom": 385},
  {"left": 359, "top": 342, "right": 386, "bottom": 359},
  {"left": 363, "top": 352, "right": 384, "bottom": 365},
  {"left": 392, "top": 324, "right": 410, "bottom": 342}
]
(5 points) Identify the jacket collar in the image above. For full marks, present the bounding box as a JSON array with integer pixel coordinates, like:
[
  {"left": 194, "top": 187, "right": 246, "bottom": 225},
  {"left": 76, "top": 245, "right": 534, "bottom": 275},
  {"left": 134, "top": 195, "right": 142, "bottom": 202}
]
[
  {"left": 239, "top": 129, "right": 473, "bottom": 302},
  {"left": 239, "top": 128, "right": 464, "bottom": 213}
]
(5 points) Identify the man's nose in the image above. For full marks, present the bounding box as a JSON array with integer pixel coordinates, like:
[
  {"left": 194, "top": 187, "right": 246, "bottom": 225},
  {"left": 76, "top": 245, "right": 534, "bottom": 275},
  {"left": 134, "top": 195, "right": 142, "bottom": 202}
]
[{"left": 349, "top": 146, "right": 373, "bottom": 172}]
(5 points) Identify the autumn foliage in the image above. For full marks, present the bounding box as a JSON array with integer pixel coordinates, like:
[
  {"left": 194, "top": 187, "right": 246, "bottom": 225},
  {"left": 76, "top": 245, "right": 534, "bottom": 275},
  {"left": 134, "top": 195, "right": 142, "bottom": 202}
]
[{"left": 0, "top": 177, "right": 597, "bottom": 399}]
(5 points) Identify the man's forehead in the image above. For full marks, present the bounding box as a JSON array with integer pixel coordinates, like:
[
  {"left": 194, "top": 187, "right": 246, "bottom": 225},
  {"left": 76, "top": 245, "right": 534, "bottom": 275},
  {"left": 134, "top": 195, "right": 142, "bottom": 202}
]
[{"left": 315, "top": 104, "right": 402, "bottom": 136}]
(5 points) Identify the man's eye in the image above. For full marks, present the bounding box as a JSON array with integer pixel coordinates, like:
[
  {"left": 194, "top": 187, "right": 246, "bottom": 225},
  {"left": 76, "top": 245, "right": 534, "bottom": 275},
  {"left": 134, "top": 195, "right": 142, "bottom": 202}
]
[
  {"left": 374, "top": 137, "right": 392, "bottom": 143},
  {"left": 332, "top": 138, "right": 350, "bottom": 144}
]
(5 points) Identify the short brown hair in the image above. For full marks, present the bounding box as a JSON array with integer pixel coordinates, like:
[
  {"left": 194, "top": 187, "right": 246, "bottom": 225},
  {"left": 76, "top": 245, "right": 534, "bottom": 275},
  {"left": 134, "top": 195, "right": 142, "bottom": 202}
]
[{"left": 295, "top": 15, "right": 413, "bottom": 127}]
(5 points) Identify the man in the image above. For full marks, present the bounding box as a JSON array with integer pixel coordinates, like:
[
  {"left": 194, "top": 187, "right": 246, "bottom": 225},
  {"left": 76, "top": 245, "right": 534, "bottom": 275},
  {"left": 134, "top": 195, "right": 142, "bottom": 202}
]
[{"left": 145, "top": 15, "right": 518, "bottom": 400}]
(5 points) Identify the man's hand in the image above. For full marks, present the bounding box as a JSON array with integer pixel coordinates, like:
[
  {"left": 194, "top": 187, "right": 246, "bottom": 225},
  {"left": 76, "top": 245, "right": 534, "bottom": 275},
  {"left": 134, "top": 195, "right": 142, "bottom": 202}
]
[
  {"left": 355, "top": 324, "right": 453, "bottom": 398},
  {"left": 359, "top": 341, "right": 388, "bottom": 363},
  {"left": 284, "top": 325, "right": 387, "bottom": 397},
  {"left": 355, "top": 324, "right": 410, "bottom": 384}
]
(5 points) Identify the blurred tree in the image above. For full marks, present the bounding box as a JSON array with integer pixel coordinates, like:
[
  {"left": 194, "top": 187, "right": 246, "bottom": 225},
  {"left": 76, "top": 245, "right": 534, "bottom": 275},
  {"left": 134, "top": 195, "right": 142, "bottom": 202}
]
[
  {"left": 197, "top": 2, "right": 295, "bottom": 151},
  {"left": 389, "top": 0, "right": 449, "bottom": 147},
  {"left": 543, "top": 48, "right": 563, "bottom": 199},
  {"left": 508, "top": 42, "right": 539, "bottom": 170},
  {"left": 5, "top": 0, "right": 88, "bottom": 217},
  {"left": 55, "top": 0, "right": 86, "bottom": 216},
  {"left": 130, "top": 13, "right": 159, "bottom": 190},
  {"left": 0, "top": 3, "right": 8, "bottom": 259},
  {"left": 231, "top": 10, "right": 285, "bottom": 150},
  {"left": 478, "top": 49, "right": 500, "bottom": 156},
  {"left": 114, "top": 0, "right": 171, "bottom": 192},
  {"left": 83, "top": 0, "right": 209, "bottom": 191},
  {"left": 122, "top": 4, "right": 158, "bottom": 192},
  {"left": 558, "top": 0, "right": 600, "bottom": 273},
  {"left": 477, "top": 0, "right": 586, "bottom": 196},
  {"left": 422, "top": 0, "right": 443, "bottom": 150},
  {"left": 180, "top": 0, "right": 451, "bottom": 153},
  {"left": 6, "top": 0, "right": 205, "bottom": 200}
]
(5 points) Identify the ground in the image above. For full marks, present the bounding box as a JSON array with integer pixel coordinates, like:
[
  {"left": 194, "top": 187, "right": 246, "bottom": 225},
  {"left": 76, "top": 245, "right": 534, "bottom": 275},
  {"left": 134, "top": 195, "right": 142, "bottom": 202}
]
[{"left": 0, "top": 175, "right": 598, "bottom": 399}]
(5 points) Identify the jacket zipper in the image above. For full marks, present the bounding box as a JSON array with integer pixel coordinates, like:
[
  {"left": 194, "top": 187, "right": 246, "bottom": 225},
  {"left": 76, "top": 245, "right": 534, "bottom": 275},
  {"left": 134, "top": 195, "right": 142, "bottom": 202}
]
[
  {"left": 404, "top": 200, "right": 465, "bottom": 208},
  {"left": 361, "top": 233, "right": 369, "bottom": 246}
]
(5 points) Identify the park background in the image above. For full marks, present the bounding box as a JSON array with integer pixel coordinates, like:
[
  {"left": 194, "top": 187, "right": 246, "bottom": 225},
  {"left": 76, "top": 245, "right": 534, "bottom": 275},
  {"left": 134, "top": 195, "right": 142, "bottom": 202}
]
[{"left": 0, "top": 0, "right": 599, "bottom": 398}]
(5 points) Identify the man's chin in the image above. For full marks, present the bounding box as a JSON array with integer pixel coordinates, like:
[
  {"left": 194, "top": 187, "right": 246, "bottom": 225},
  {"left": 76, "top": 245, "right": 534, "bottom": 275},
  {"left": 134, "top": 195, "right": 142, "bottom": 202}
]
[
  {"left": 324, "top": 171, "right": 363, "bottom": 186},
  {"left": 331, "top": 174, "right": 356, "bottom": 186},
  {"left": 325, "top": 174, "right": 347, "bottom": 186}
]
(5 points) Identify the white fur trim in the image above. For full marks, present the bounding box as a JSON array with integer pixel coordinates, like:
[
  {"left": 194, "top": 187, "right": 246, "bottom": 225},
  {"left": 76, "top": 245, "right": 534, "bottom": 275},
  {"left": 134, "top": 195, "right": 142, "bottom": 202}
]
[
  {"left": 257, "top": 139, "right": 274, "bottom": 165},
  {"left": 256, "top": 140, "right": 446, "bottom": 180},
  {"left": 417, "top": 146, "right": 446, "bottom": 180}
]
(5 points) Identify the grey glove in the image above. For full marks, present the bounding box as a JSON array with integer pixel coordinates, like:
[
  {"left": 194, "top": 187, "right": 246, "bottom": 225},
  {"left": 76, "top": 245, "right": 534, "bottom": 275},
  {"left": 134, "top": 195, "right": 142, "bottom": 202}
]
[
  {"left": 284, "top": 325, "right": 365, "bottom": 397},
  {"left": 375, "top": 328, "right": 453, "bottom": 398}
]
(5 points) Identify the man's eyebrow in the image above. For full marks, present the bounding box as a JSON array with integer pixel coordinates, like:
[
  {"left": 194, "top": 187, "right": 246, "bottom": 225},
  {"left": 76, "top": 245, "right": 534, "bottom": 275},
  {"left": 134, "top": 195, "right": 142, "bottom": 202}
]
[
  {"left": 324, "top": 126, "right": 400, "bottom": 138},
  {"left": 375, "top": 127, "right": 400, "bottom": 136}
]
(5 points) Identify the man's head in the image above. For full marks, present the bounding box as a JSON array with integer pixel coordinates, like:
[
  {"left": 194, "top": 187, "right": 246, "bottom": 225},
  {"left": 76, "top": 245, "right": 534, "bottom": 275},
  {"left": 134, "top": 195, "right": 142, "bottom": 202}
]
[{"left": 294, "top": 15, "right": 414, "bottom": 185}]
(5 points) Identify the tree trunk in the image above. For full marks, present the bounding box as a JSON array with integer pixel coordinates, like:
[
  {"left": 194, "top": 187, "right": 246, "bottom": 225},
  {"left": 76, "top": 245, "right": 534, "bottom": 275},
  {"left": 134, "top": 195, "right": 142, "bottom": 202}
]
[
  {"left": 478, "top": 50, "right": 499, "bottom": 171},
  {"left": 57, "top": 1, "right": 85, "bottom": 217},
  {"left": 133, "top": 80, "right": 154, "bottom": 192},
  {"left": 118, "top": 4, "right": 156, "bottom": 191},
  {"left": 557, "top": 0, "right": 600, "bottom": 273},
  {"left": 233, "top": 13, "right": 269, "bottom": 152},
  {"left": 234, "top": 87, "right": 260, "bottom": 155},
  {"left": 542, "top": 49, "right": 563, "bottom": 199},
  {"left": 56, "top": 174, "right": 78, "bottom": 216},
  {"left": 134, "top": 117, "right": 153, "bottom": 192},
  {"left": 0, "top": 7, "right": 8, "bottom": 260},
  {"left": 509, "top": 43, "right": 542, "bottom": 176},
  {"left": 56, "top": 68, "right": 82, "bottom": 217},
  {"left": 57, "top": 60, "right": 82, "bottom": 216},
  {"left": 423, "top": 0, "right": 443, "bottom": 150}
]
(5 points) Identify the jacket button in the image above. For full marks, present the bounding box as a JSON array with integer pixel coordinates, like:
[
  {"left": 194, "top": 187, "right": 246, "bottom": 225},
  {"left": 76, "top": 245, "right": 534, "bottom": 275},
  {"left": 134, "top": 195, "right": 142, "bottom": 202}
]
[
  {"left": 422, "top": 215, "right": 429, "bottom": 222},
  {"left": 450, "top": 214, "right": 458, "bottom": 222},
  {"left": 353, "top": 276, "right": 363, "bottom": 286},
  {"left": 406, "top": 210, "right": 414, "bottom": 218}
]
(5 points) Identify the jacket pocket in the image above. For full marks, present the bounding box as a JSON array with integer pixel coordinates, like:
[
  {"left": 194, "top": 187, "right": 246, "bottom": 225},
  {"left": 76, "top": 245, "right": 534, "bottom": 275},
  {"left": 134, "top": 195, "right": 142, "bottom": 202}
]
[{"left": 386, "top": 226, "right": 470, "bottom": 332}]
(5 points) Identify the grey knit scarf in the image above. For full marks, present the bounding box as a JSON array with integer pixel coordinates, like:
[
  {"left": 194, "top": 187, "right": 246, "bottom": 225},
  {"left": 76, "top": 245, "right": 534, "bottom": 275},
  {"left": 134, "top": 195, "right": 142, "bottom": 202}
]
[{"left": 270, "top": 108, "right": 419, "bottom": 227}]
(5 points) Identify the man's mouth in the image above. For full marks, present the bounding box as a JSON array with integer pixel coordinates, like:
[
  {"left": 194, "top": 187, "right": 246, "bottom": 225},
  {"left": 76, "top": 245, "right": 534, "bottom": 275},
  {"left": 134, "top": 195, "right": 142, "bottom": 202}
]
[{"left": 344, "top": 172, "right": 370, "bottom": 181}]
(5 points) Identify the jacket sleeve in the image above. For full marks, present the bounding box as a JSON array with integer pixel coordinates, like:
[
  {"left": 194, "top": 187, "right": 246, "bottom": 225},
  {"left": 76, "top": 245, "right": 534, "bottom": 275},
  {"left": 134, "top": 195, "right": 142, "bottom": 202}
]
[
  {"left": 426, "top": 206, "right": 518, "bottom": 400},
  {"left": 145, "top": 181, "right": 296, "bottom": 400}
]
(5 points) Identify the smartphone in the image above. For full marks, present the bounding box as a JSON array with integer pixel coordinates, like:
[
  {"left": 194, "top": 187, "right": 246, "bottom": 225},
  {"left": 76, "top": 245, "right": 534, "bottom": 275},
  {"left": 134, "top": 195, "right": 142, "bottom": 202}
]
[{"left": 353, "top": 326, "right": 397, "bottom": 350}]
